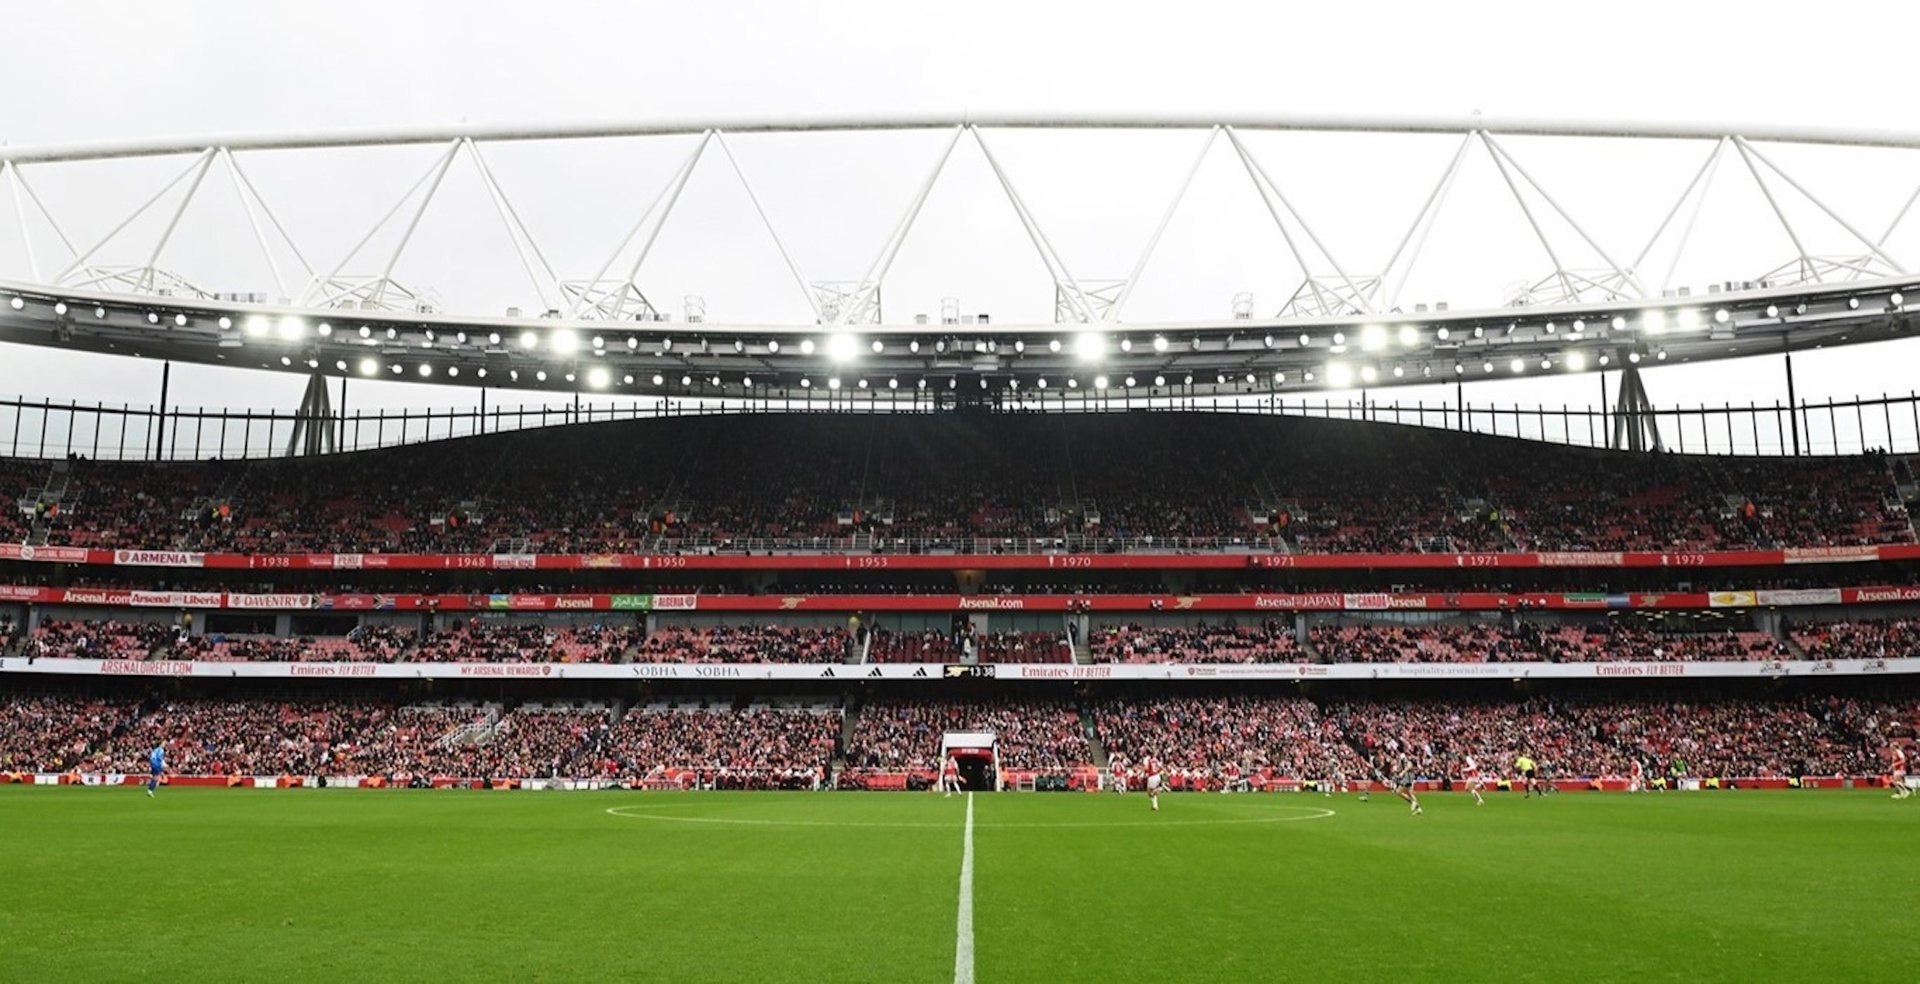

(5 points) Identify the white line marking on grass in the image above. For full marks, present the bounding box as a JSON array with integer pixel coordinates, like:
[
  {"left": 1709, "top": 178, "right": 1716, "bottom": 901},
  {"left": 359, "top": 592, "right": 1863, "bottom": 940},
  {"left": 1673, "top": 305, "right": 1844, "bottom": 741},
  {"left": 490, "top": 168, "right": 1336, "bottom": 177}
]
[
  {"left": 954, "top": 791, "right": 975, "bottom": 984},
  {"left": 602, "top": 805, "right": 1337, "bottom": 828}
]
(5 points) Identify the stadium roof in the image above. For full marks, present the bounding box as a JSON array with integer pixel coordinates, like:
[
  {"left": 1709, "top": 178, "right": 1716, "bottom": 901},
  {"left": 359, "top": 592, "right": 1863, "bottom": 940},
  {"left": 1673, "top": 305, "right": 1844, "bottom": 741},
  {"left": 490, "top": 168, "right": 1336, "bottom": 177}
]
[{"left": 5, "top": 114, "right": 1920, "bottom": 401}]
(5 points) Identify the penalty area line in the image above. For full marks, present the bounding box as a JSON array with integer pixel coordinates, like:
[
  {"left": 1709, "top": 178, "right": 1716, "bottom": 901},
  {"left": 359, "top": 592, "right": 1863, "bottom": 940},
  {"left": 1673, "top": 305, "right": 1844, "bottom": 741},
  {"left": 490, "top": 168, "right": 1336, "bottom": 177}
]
[{"left": 954, "top": 791, "right": 975, "bottom": 984}]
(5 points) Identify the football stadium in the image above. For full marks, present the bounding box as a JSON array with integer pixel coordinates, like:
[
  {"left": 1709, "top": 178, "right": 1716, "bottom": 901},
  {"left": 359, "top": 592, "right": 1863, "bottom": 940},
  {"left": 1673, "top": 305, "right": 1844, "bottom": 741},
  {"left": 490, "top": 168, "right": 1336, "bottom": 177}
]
[{"left": 4, "top": 6, "right": 1920, "bottom": 982}]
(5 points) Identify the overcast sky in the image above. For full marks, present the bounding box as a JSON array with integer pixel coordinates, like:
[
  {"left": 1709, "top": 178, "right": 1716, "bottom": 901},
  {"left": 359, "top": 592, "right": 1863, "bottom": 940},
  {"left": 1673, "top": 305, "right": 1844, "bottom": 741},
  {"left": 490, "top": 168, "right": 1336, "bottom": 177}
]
[{"left": 3, "top": 0, "right": 1920, "bottom": 449}]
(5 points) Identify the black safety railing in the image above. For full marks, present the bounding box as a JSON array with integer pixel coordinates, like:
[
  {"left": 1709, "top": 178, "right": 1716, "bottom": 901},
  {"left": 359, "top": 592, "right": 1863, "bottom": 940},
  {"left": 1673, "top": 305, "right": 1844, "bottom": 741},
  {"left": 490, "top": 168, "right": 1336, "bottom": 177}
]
[{"left": 1, "top": 390, "right": 1917, "bottom": 462}]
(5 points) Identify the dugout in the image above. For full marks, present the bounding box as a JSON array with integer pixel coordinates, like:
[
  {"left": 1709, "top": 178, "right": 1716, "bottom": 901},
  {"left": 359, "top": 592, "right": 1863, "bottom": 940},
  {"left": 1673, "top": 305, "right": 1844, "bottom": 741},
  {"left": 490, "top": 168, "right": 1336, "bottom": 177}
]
[{"left": 941, "top": 731, "right": 1000, "bottom": 791}]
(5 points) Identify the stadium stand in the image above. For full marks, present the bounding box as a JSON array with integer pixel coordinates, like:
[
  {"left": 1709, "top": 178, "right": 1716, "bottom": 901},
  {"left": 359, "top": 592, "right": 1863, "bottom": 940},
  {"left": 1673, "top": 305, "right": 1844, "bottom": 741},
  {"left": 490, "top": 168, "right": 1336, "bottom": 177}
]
[{"left": 6, "top": 414, "right": 1911, "bottom": 554}]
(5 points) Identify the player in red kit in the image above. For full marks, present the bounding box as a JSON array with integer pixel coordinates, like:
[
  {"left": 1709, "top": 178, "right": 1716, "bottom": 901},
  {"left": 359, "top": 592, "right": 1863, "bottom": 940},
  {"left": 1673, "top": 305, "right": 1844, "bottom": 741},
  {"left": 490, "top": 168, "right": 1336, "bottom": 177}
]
[
  {"left": 1144, "top": 756, "right": 1165, "bottom": 812},
  {"left": 941, "top": 754, "right": 964, "bottom": 797},
  {"left": 1462, "top": 754, "right": 1486, "bottom": 806},
  {"left": 1889, "top": 744, "right": 1911, "bottom": 800}
]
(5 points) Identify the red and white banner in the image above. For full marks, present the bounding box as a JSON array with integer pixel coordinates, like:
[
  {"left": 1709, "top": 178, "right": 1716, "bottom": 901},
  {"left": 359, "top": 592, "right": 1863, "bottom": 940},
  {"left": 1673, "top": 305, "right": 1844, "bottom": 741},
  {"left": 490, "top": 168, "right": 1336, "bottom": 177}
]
[
  {"left": 5, "top": 584, "right": 1920, "bottom": 614},
  {"left": 226, "top": 593, "right": 316, "bottom": 610},
  {"left": 113, "top": 549, "right": 205, "bottom": 568},
  {"left": 0, "top": 655, "right": 1912, "bottom": 682},
  {"left": 10, "top": 542, "right": 1920, "bottom": 572}
]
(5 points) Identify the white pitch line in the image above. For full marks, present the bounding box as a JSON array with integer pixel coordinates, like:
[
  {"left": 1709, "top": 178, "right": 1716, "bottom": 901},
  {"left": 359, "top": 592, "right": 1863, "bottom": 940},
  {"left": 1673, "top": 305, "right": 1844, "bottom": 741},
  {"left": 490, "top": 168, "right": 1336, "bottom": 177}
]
[{"left": 954, "top": 791, "right": 975, "bottom": 984}]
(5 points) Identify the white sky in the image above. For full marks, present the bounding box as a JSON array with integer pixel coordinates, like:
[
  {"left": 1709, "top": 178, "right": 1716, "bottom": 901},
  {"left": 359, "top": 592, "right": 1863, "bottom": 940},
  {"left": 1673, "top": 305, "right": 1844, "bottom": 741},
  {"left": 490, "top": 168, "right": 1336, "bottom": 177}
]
[{"left": 3, "top": 0, "right": 1920, "bottom": 429}]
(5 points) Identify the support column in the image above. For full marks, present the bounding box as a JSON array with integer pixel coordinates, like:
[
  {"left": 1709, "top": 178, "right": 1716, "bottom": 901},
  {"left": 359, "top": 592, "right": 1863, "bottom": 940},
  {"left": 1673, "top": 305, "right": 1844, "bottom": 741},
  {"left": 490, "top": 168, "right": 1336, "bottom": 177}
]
[
  {"left": 1609, "top": 356, "right": 1663, "bottom": 452},
  {"left": 1784, "top": 346, "right": 1802, "bottom": 457},
  {"left": 154, "top": 361, "right": 171, "bottom": 459},
  {"left": 286, "top": 373, "right": 338, "bottom": 456}
]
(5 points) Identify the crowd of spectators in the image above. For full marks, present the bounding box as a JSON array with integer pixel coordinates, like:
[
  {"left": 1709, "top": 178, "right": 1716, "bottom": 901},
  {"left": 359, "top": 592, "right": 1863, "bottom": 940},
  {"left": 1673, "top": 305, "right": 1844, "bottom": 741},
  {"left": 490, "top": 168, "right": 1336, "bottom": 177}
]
[
  {"left": 412, "top": 622, "right": 638, "bottom": 664},
  {"left": 634, "top": 625, "right": 848, "bottom": 664},
  {"left": 845, "top": 698, "right": 1087, "bottom": 772},
  {"left": 6, "top": 414, "right": 1909, "bottom": 556},
  {"left": 587, "top": 705, "right": 839, "bottom": 786},
  {"left": 1090, "top": 621, "right": 1298, "bottom": 663},
  {"left": 2, "top": 691, "right": 1913, "bottom": 781},
  {"left": 1310, "top": 620, "right": 1795, "bottom": 664},
  {"left": 1791, "top": 618, "right": 1920, "bottom": 661}
]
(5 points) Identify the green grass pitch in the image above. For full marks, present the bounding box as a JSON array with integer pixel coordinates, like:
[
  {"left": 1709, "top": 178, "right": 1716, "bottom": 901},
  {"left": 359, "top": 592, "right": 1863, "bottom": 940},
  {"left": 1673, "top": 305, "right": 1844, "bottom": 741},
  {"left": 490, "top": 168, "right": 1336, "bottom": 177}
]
[{"left": 2, "top": 786, "right": 1914, "bottom": 983}]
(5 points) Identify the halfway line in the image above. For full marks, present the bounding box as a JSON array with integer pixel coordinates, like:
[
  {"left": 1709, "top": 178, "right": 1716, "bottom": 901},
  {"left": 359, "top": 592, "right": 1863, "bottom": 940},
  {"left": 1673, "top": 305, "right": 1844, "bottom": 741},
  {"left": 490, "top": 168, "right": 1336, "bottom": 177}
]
[{"left": 954, "top": 792, "right": 975, "bottom": 984}]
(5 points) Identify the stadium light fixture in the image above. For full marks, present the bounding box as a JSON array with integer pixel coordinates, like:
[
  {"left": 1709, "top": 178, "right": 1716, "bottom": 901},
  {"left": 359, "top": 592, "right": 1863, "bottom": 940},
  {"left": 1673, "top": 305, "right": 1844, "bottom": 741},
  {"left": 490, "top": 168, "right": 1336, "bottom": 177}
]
[
  {"left": 827, "top": 333, "right": 859, "bottom": 362},
  {"left": 386, "top": 327, "right": 398, "bottom": 341},
  {"left": 680, "top": 375, "right": 692, "bottom": 386},
  {"left": 1454, "top": 362, "right": 1464, "bottom": 375},
  {"left": 357, "top": 358, "right": 377, "bottom": 375},
  {"left": 1120, "top": 337, "right": 1134, "bottom": 353},
  {"left": 1093, "top": 375, "right": 1109, "bottom": 390},
  {"left": 1048, "top": 338, "right": 1063, "bottom": 353},
  {"left": 1298, "top": 333, "right": 1311, "bottom": 347},
  {"left": 244, "top": 316, "right": 270, "bottom": 338},
  {"left": 1273, "top": 371, "right": 1285, "bottom": 384},
  {"left": 1392, "top": 365, "right": 1405, "bottom": 378},
  {"left": 477, "top": 368, "right": 488, "bottom": 379},
  {"left": 454, "top": 331, "right": 467, "bottom": 344},
  {"left": 1126, "top": 376, "right": 1138, "bottom": 387},
  {"left": 1036, "top": 377, "right": 1048, "bottom": 389},
  {"left": 591, "top": 335, "right": 605, "bottom": 350},
  {"left": 1611, "top": 316, "right": 1627, "bottom": 331},
  {"left": 489, "top": 332, "right": 503, "bottom": 346},
  {"left": 54, "top": 301, "right": 69, "bottom": 316},
  {"left": 1656, "top": 348, "right": 1668, "bottom": 360},
  {"left": 1713, "top": 308, "right": 1730, "bottom": 325},
  {"left": 1566, "top": 351, "right": 1587, "bottom": 371},
  {"left": 146, "top": 311, "right": 160, "bottom": 324},
  {"left": 661, "top": 337, "right": 674, "bottom": 352},
  {"left": 734, "top": 339, "right": 746, "bottom": 353},
  {"left": 447, "top": 366, "right": 458, "bottom": 378},
  {"left": 622, "top": 374, "right": 633, "bottom": 385},
  {"left": 519, "top": 330, "right": 538, "bottom": 350},
  {"left": 1075, "top": 332, "right": 1107, "bottom": 362},
  {"left": 1848, "top": 297, "right": 1861, "bottom": 310},
  {"left": 1472, "top": 326, "right": 1485, "bottom": 339},
  {"left": 870, "top": 338, "right": 885, "bottom": 354},
  {"left": 319, "top": 322, "right": 336, "bottom": 338},
  {"left": 550, "top": 329, "right": 581, "bottom": 354},
  {"left": 419, "top": 364, "right": 433, "bottom": 377},
  {"left": 1303, "top": 370, "right": 1315, "bottom": 382},
  {"left": 858, "top": 378, "right": 869, "bottom": 389},
  {"left": 1765, "top": 304, "right": 1780, "bottom": 319},
  {"left": 799, "top": 338, "right": 816, "bottom": 355},
  {"left": 1539, "top": 357, "right": 1552, "bottom": 370},
  {"left": 651, "top": 374, "right": 664, "bottom": 385},
  {"left": 1572, "top": 319, "right": 1585, "bottom": 334},
  {"left": 1545, "top": 322, "right": 1556, "bottom": 335},
  {"left": 1359, "top": 366, "right": 1378, "bottom": 384},
  {"left": 1510, "top": 358, "right": 1526, "bottom": 373},
  {"left": 167, "top": 312, "right": 185, "bottom": 327},
  {"left": 1068, "top": 378, "right": 1079, "bottom": 389},
  {"left": 1262, "top": 334, "right": 1275, "bottom": 349},
  {"left": 909, "top": 339, "right": 923, "bottom": 354},
  {"left": 625, "top": 336, "right": 637, "bottom": 350},
  {"left": 1326, "top": 362, "right": 1354, "bottom": 389},
  {"left": 279, "top": 356, "right": 292, "bottom": 366},
  {"left": 1153, "top": 335, "right": 1169, "bottom": 353},
  {"left": 535, "top": 370, "right": 547, "bottom": 381},
  {"left": 1597, "top": 353, "right": 1610, "bottom": 366},
  {"left": 1436, "top": 327, "right": 1450, "bottom": 341},
  {"left": 741, "top": 376, "right": 752, "bottom": 387},
  {"left": 93, "top": 305, "right": 106, "bottom": 319},
  {"left": 587, "top": 367, "right": 609, "bottom": 388},
  {"left": 1628, "top": 350, "right": 1642, "bottom": 364},
  {"left": 828, "top": 377, "right": 842, "bottom": 390},
  {"left": 1182, "top": 374, "right": 1194, "bottom": 385},
  {"left": 917, "top": 378, "right": 928, "bottom": 390},
  {"left": 800, "top": 378, "right": 811, "bottom": 388},
  {"left": 1892, "top": 292, "right": 1906, "bottom": 308},
  {"left": 767, "top": 340, "right": 780, "bottom": 354},
  {"left": 277, "top": 316, "right": 305, "bottom": 340},
  {"left": 1482, "top": 360, "right": 1494, "bottom": 373},
  {"left": 1676, "top": 308, "right": 1703, "bottom": 331},
  {"left": 6, "top": 296, "right": 21, "bottom": 311},
  {"left": 888, "top": 378, "right": 899, "bottom": 389},
  {"left": 710, "top": 375, "right": 721, "bottom": 386},
  {"left": 1334, "top": 331, "right": 1349, "bottom": 346},
  {"left": 1397, "top": 325, "right": 1419, "bottom": 348},
  {"left": 1641, "top": 310, "right": 1666, "bottom": 335}
]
